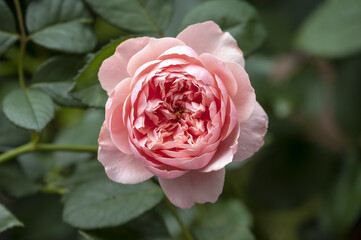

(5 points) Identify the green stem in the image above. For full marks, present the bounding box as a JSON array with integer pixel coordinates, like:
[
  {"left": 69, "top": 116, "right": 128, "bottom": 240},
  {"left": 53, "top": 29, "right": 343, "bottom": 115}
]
[
  {"left": 0, "top": 142, "right": 98, "bottom": 164},
  {"left": 13, "top": 0, "right": 28, "bottom": 89},
  {"left": 164, "top": 197, "right": 194, "bottom": 240},
  {"left": 0, "top": 142, "right": 36, "bottom": 164},
  {"left": 36, "top": 144, "right": 98, "bottom": 152}
]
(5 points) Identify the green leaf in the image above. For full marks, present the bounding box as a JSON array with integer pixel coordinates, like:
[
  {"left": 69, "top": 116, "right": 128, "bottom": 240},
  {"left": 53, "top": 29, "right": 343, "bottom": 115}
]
[
  {"left": 52, "top": 109, "right": 104, "bottom": 168},
  {"left": 18, "top": 152, "right": 54, "bottom": 181},
  {"left": 2, "top": 88, "right": 55, "bottom": 131},
  {"left": 31, "top": 55, "right": 86, "bottom": 107},
  {"left": 71, "top": 37, "right": 129, "bottom": 107},
  {"left": 63, "top": 178, "right": 163, "bottom": 229},
  {"left": 334, "top": 55, "right": 361, "bottom": 142},
  {"left": 83, "top": 0, "right": 173, "bottom": 35},
  {"left": 0, "top": 204, "right": 23, "bottom": 233},
  {"left": 193, "top": 200, "right": 255, "bottom": 240},
  {"left": 180, "top": 0, "right": 266, "bottom": 55},
  {"left": 0, "top": 163, "right": 40, "bottom": 198},
  {"left": 57, "top": 160, "right": 106, "bottom": 188},
  {"left": 296, "top": 0, "right": 361, "bottom": 58},
  {"left": 26, "top": 0, "right": 96, "bottom": 53},
  {"left": 80, "top": 210, "right": 171, "bottom": 240},
  {"left": 12, "top": 194, "right": 76, "bottom": 240},
  {"left": 319, "top": 152, "right": 361, "bottom": 237},
  {"left": 0, "top": 112, "right": 30, "bottom": 152},
  {"left": 0, "top": 0, "right": 18, "bottom": 56}
]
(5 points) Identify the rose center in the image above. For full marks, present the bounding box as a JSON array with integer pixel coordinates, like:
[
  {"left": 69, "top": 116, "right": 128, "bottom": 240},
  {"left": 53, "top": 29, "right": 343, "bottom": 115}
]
[{"left": 173, "top": 107, "right": 184, "bottom": 120}]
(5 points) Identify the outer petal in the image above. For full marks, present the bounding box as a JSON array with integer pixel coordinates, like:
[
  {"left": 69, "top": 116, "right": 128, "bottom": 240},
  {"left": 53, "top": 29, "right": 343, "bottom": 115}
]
[
  {"left": 129, "top": 141, "right": 188, "bottom": 179},
  {"left": 98, "top": 37, "right": 151, "bottom": 94},
  {"left": 233, "top": 102, "right": 268, "bottom": 162},
  {"left": 201, "top": 124, "right": 240, "bottom": 172},
  {"left": 106, "top": 78, "right": 132, "bottom": 154},
  {"left": 159, "top": 169, "right": 225, "bottom": 209},
  {"left": 98, "top": 124, "right": 153, "bottom": 184},
  {"left": 200, "top": 53, "right": 238, "bottom": 97},
  {"left": 177, "top": 21, "right": 245, "bottom": 67},
  {"left": 226, "top": 61, "right": 256, "bottom": 123},
  {"left": 127, "top": 37, "right": 185, "bottom": 77}
]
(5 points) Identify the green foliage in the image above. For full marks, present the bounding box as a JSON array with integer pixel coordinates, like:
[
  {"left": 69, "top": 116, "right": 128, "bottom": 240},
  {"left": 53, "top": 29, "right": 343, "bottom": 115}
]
[
  {"left": 0, "top": 204, "right": 23, "bottom": 233},
  {"left": 0, "top": 163, "right": 40, "bottom": 198},
  {"left": 11, "top": 194, "right": 76, "bottom": 240},
  {"left": 52, "top": 109, "right": 104, "bottom": 168},
  {"left": 31, "top": 55, "right": 86, "bottom": 107},
  {"left": 296, "top": 0, "right": 361, "bottom": 58},
  {"left": 26, "top": 0, "right": 97, "bottom": 53},
  {"left": 71, "top": 37, "right": 129, "bottom": 107},
  {"left": 63, "top": 178, "right": 163, "bottom": 229},
  {"left": 1, "top": 0, "right": 361, "bottom": 239},
  {"left": 83, "top": 0, "right": 173, "bottom": 35},
  {"left": 334, "top": 55, "right": 361, "bottom": 142},
  {"left": 319, "top": 152, "right": 361, "bottom": 238},
  {"left": 0, "top": 112, "right": 30, "bottom": 151},
  {"left": 193, "top": 200, "right": 255, "bottom": 240},
  {"left": 181, "top": 0, "right": 266, "bottom": 55},
  {"left": 2, "top": 88, "right": 55, "bottom": 131},
  {"left": 0, "top": 0, "right": 18, "bottom": 56}
]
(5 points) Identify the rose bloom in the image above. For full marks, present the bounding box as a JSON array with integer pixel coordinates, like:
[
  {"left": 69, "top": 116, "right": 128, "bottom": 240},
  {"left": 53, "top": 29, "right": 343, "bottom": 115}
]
[{"left": 98, "top": 21, "right": 268, "bottom": 209}]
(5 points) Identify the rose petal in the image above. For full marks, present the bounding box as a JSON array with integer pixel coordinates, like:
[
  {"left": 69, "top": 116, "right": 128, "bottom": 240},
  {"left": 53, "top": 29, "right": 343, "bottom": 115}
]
[
  {"left": 98, "top": 124, "right": 153, "bottom": 184},
  {"left": 177, "top": 21, "right": 245, "bottom": 67},
  {"left": 127, "top": 37, "right": 185, "bottom": 77},
  {"left": 233, "top": 102, "right": 268, "bottom": 162},
  {"left": 159, "top": 168, "right": 225, "bottom": 209},
  {"left": 107, "top": 78, "right": 133, "bottom": 154},
  {"left": 129, "top": 140, "right": 188, "bottom": 179},
  {"left": 99, "top": 37, "right": 151, "bottom": 94},
  {"left": 158, "top": 45, "right": 202, "bottom": 65},
  {"left": 200, "top": 53, "right": 238, "bottom": 97},
  {"left": 201, "top": 124, "right": 240, "bottom": 172},
  {"left": 226, "top": 61, "right": 256, "bottom": 123}
]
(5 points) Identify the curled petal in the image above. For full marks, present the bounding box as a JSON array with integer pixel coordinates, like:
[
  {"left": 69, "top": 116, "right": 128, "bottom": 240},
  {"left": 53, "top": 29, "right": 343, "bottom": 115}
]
[
  {"left": 99, "top": 37, "right": 151, "bottom": 94},
  {"left": 98, "top": 124, "right": 153, "bottom": 184},
  {"left": 159, "top": 169, "right": 225, "bottom": 209},
  {"left": 226, "top": 61, "right": 256, "bottom": 123},
  {"left": 129, "top": 141, "right": 188, "bottom": 179},
  {"left": 107, "top": 78, "right": 132, "bottom": 154},
  {"left": 233, "top": 102, "right": 268, "bottom": 162},
  {"left": 127, "top": 38, "right": 185, "bottom": 77},
  {"left": 177, "top": 21, "right": 245, "bottom": 67},
  {"left": 200, "top": 53, "right": 238, "bottom": 97},
  {"left": 201, "top": 124, "right": 240, "bottom": 172},
  {"left": 158, "top": 45, "right": 202, "bottom": 65}
]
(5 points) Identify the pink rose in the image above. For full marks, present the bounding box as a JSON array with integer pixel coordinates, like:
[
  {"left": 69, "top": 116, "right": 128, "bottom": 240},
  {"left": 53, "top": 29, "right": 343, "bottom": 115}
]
[{"left": 97, "top": 21, "right": 268, "bottom": 208}]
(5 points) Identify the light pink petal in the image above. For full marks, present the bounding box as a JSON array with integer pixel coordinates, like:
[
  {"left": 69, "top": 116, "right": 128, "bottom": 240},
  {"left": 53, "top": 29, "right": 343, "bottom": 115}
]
[
  {"left": 129, "top": 141, "right": 188, "bottom": 179},
  {"left": 200, "top": 53, "right": 237, "bottom": 97},
  {"left": 177, "top": 21, "right": 245, "bottom": 67},
  {"left": 98, "top": 37, "right": 151, "bottom": 94},
  {"left": 98, "top": 124, "right": 153, "bottom": 184},
  {"left": 226, "top": 61, "right": 256, "bottom": 123},
  {"left": 182, "top": 64, "right": 216, "bottom": 87},
  {"left": 201, "top": 124, "right": 240, "bottom": 172},
  {"left": 127, "top": 37, "right": 185, "bottom": 77},
  {"left": 106, "top": 78, "right": 132, "bottom": 154},
  {"left": 159, "top": 169, "right": 225, "bottom": 209},
  {"left": 233, "top": 102, "right": 268, "bottom": 162},
  {"left": 220, "top": 98, "right": 238, "bottom": 140},
  {"left": 158, "top": 45, "right": 202, "bottom": 65}
]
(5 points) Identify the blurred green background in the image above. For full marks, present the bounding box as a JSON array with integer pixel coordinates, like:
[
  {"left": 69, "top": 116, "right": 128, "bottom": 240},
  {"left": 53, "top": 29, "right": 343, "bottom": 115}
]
[{"left": 1, "top": 0, "right": 361, "bottom": 239}]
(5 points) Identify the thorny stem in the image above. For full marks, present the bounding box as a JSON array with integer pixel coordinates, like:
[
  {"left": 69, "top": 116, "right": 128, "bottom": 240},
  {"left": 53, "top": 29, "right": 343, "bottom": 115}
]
[{"left": 164, "top": 197, "right": 195, "bottom": 240}]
